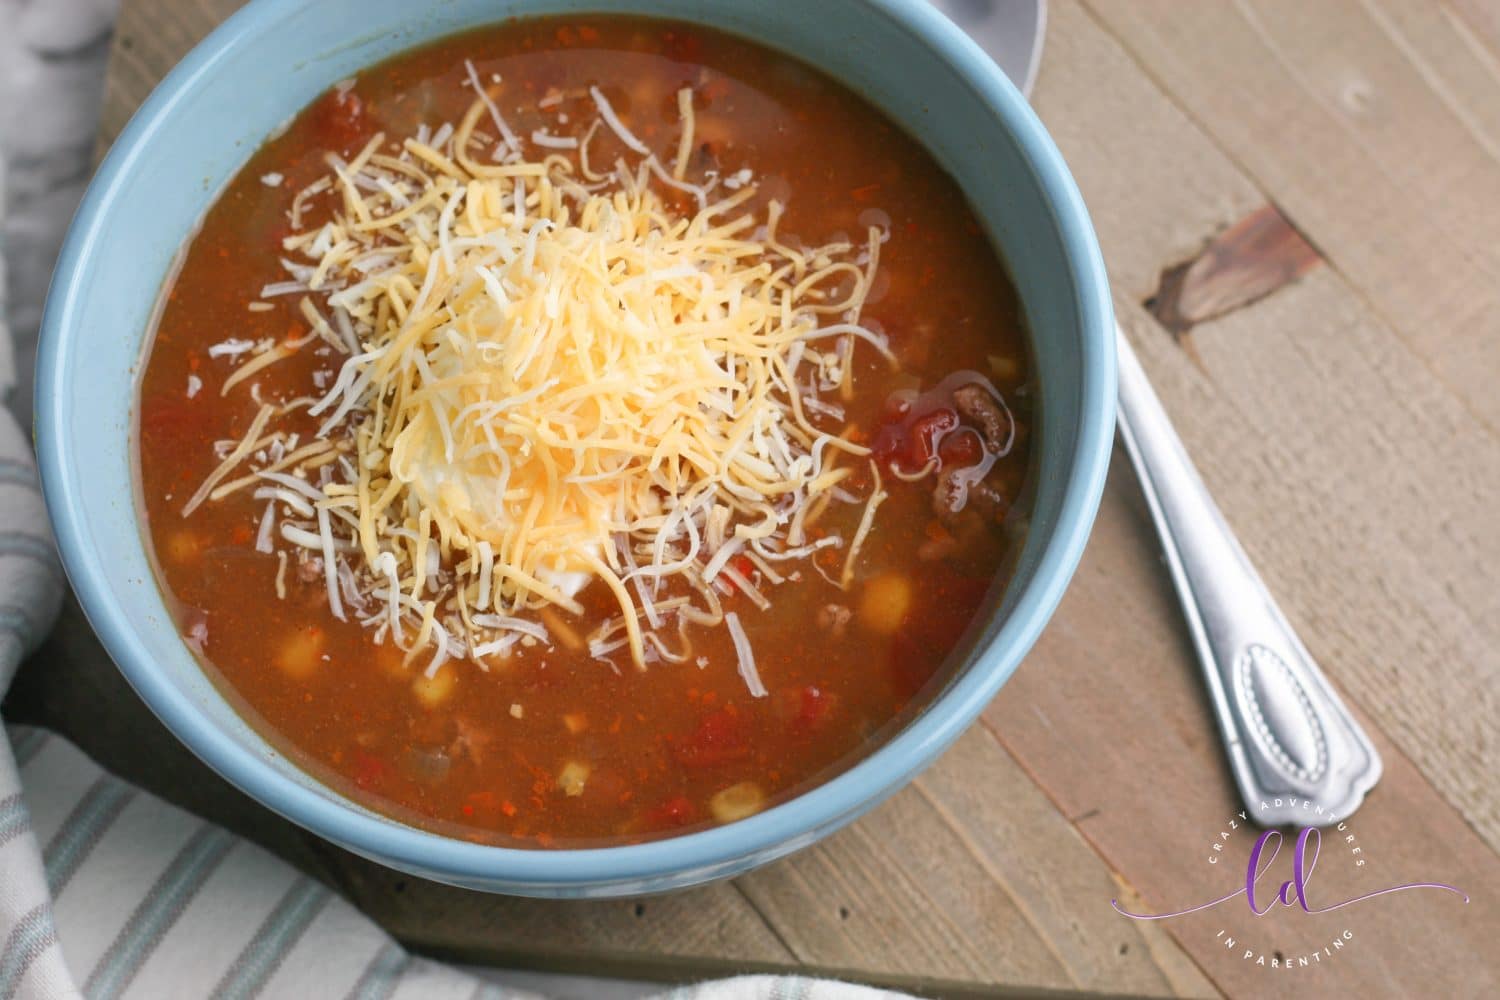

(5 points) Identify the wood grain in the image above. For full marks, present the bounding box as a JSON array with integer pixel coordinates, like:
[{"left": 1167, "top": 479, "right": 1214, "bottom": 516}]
[
  {"left": 1083, "top": 0, "right": 1500, "bottom": 854},
  {"left": 1085, "top": 0, "right": 1500, "bottom": 437},
  {"left": 1001, "top": 4, "right": 1500, "bottom": 993},
  {"left": 24, "top": 0, "right": 1491, "bottom": 996},
  {"left": 1146, "top": 203, "right": 1321, "bottom": 336}
]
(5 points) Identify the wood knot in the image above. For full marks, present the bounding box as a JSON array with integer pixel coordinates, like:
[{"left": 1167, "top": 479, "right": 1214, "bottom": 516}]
[{"left": 1145, "top": 204, "right": 1322, "bottom": 344}]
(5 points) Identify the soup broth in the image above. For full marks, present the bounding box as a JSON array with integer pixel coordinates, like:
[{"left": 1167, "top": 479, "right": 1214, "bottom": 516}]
[{"left": 136, "top": 17, "right": 1033, "bottom": 846}]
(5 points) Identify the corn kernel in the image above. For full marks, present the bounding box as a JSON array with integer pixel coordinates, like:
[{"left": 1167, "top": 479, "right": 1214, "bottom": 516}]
[
  {"left": 710, "top": 782, "right": 765, "bottom": 823},
  {"left": 275, "top": 626, "right": 324, "bottom": 679},
  {"left": 411, "top": 664, "right": 457, "bottom": 707},
  {"left": 859, "top": 571, "right": 912, "bottom": 635},
  {"left": 558, "top": 760, "right": 590, "bottom": 797}
]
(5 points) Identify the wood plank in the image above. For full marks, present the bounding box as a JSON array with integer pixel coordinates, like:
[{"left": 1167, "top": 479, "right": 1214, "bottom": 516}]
[
  {"left": 908, "top": 731, "right": 1212, "bottom": 997},
  {"left": 1068, "top": 0, "right": 1500, "bottom": 849},
  {"left": 989, "top": 430, "right": 1500, "bottom": 998},
  {"left": 985, "top": 2, "right": 1500, "bottom": 994},
  {"left": 1084, "top": 0, "right": 1500, "bottom": 437},
  {"left": 731, "top": 728, "right": 1213, "bottom": 994},
  {"left": 97, "top": 0, "right": 244, "bottom": 154}
]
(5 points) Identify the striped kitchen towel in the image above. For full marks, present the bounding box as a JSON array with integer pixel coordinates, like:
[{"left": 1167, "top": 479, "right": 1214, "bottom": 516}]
[{"left": 0, "top": 271, "right": 906, "bottom": 1000}]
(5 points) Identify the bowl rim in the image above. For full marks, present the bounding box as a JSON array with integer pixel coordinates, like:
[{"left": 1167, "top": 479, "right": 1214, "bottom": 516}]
[{"left": 35, "top": 0, "right": 1115, "bottom": 889}]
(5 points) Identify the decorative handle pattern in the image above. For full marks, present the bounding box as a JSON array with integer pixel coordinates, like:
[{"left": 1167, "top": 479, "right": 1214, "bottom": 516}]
[{"left": 1113, "top": 324, "right": 1381, "bottom": 827}]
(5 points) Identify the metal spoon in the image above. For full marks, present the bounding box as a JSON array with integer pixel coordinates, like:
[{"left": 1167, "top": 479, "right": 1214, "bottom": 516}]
[
  {"left": 1115, "top": 325, "right": 1382, "bottom": 826},
  {"left": 940, "top": 0, "right": 1380, "bottom": 826}
]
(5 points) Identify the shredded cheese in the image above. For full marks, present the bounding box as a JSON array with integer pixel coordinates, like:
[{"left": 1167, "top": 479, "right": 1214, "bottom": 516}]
[
  {"left": 725, "top": 611, "right": 766, "bottom": 698},
  {"left": 841, "top": 462, "right": 887, "bottom": 589},
  {"left": 673, "top": 87, "right": 695, "bottom": 181},
  {"left": 188, "top": 84, "right": 897, "bottom": 679}
]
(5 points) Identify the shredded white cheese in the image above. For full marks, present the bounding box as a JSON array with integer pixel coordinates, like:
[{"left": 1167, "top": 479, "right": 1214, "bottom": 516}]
[
  {"left": 208, "top": 338, "right": 257, "bottom": 358},
  {"left": 254, "top": 499, "right": 277, "bottom": 553},
  {"left": 725, "top": 612, "right": 767, "bottom": 698},
  {"left": 589, "top": 85, "right": 650, "bottom": 154}
]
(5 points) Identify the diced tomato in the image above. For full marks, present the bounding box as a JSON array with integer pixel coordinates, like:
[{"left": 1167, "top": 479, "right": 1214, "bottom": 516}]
[
  {"left": 911, "top": 409, "right": 958, "bottom": 466},
  {"left": 787, "top": 684, "right": 834, "bottom": 734},
  {"left": 723, "top": 554, "right": 758, "bottom": 594},
  {"left": 310, "top": 87, "right": 367, "bottom": 153},
  {"left": 797, "top": 685, "right": 830, "bottom": 726},
  {"left": 464, "top": 790, "right": 502, "bottom": 822},
  {"left": 873, "top": 406, "right": 958, "bottom": 474},
  {"left": 350, "top": 748, "right": 390, "bottom": 791},
  {"left": 672, "top": 707, "right": 749, "bottom": 767},
  {"left": 644, "top": 795, "right": 698, "bottom": 828},
  {"left": 871, "top": 423, "right": 906, "bottom": 467}
]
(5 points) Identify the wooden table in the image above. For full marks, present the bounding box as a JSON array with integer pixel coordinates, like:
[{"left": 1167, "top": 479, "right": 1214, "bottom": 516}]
[{"left": 11, "top": 1, "right": 1498, "bottom": 996}]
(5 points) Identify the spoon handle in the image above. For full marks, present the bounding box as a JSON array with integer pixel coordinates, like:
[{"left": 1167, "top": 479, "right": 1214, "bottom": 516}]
[{"left": 1113, "top": 324, "right": 1381, "bottom": 826}]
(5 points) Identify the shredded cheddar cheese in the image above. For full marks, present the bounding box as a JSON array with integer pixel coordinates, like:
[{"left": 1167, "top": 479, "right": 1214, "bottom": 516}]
[{"left": 192, "top": 84, "right": 897, "bottom": 677}]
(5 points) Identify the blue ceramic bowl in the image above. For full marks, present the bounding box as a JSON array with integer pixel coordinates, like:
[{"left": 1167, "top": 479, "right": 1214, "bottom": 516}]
[{"left": 36, "top": 0, "right": 1114, "bottom": 896}]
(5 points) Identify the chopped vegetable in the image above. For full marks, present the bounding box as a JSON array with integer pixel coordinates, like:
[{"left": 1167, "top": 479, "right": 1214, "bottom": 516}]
[
  {"left": 276, "top": 626, "right": 324, "bottom": 679},
  {"left": 166, "top": 531, "right": 202, "bottom": 564},
  {"left": 411, "top": 664, "right": 456, "bottom": 707},
  {"left": 709, "top": 782, "right": 765, "bottom": 823},
  {"left": 860, "top": 572, "right": 912, "bottom": 635},
  {"left": 558, "top": 761, "right": 590, "bottom": 797}
]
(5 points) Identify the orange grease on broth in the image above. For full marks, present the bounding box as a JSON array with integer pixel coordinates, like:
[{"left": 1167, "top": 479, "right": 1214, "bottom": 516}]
[{"left": 135, "top": 17, "right": 1033, "bottom": 846}]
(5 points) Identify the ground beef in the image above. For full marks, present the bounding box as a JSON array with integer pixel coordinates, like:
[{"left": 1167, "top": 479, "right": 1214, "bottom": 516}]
[{"left": 952, "top": 383, "right": 1010, "bottom": 453}]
